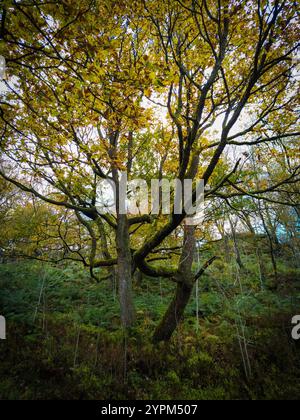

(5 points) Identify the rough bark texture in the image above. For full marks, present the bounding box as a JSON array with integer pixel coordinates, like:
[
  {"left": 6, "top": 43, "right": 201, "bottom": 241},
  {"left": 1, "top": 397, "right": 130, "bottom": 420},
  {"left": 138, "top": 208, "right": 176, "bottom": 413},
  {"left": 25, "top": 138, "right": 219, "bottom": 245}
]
[
  {"left": 153, "top": 225, "right": 196, "bottom": 343},
  {"left": 97, "top": 217, "right": 116, "bottom": 290},
  {"left": 153, "top": 282, "right": 193, "bottom": 342},
  {"left": 116, "top": 214, "right": 136, "bottom": 328}
]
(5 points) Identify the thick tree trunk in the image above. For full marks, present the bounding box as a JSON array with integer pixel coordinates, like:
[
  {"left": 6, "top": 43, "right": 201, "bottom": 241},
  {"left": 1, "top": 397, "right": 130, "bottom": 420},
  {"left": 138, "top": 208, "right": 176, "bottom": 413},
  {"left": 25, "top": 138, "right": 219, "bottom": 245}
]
[
  {"left": 97, "top": 217, "right": 116, "bottom": 291},
  {"left": 153, "top": 282, "right": 193, "bottom": 342},
  {"left": 116, "top": 214, "right": 136, "bottom": 328},
  {"left": 153, "top": 225, "right": 196, "bottom": 343},
  {"left": 111, "top": 156, "right": 136, "bottom": 328}
]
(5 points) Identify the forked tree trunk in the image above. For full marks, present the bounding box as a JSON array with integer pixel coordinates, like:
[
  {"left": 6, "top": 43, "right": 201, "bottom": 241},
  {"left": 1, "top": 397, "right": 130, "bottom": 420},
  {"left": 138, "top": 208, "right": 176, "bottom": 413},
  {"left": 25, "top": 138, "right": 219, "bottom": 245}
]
[
  {"left": 153, "top": 225, "right": 196, "bottom": 343},
  {"left": 116, "top": 214, "right": 136, "bottom": 328}
]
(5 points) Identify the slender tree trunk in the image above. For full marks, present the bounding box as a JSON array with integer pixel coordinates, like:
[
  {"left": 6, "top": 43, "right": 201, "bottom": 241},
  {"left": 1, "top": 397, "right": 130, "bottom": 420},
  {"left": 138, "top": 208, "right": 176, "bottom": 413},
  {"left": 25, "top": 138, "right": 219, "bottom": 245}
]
[
  {"left": 268, "top": 239, "right": 278, "bottom": 286},
  {"left": 243, "top": 214, "right": 255, "bottom": 235},
  {"left": 258, "top": 206, "right": 279, "bottom": 286},
  {"left": 256, "top": 247, "right": 266, "bottom": 290},
  {"left": 229, "top": 217, "right": 245, "bottom": 271},
  {"left": 153, "top": 225, "right": 196, "bottom": 343},
  {"left": 224, "top": 234, "right": 231, "bottom": 263},
  {"left": 289, "top": 224, "right": 300, "bottom": 268},
  {"left": 116, "top": 214, "right": 136, "bottom": 328},
  {"left": 265, "top": 205, "right": 280, "bottom": 257},
  {"left": 250, "top": 153, "right": 278, "bottom": 284},
  {"left": 134, "top": 269, "right": 143, "bottom": 286}
]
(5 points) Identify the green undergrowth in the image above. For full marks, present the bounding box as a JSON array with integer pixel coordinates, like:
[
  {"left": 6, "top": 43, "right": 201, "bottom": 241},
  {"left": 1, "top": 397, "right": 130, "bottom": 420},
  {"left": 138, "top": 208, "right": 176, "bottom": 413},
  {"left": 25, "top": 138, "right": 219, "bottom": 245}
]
[{"left": 0, "top": 259, "right": 299, "bottom": 400}]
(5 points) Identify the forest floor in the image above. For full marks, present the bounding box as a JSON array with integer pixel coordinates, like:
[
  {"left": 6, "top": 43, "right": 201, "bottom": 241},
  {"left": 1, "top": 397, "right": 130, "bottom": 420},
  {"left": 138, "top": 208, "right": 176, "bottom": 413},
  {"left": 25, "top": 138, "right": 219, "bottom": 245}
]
[{"left": 0, "top": 240, "right": 300, "bottom": 400}]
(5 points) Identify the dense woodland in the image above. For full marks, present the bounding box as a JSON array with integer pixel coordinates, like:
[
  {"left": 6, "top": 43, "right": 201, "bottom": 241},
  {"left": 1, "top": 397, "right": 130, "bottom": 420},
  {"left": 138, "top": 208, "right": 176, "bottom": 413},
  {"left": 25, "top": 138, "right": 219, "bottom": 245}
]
[{"left": 0, "top": 0, "right": 299, "bottom": 400}]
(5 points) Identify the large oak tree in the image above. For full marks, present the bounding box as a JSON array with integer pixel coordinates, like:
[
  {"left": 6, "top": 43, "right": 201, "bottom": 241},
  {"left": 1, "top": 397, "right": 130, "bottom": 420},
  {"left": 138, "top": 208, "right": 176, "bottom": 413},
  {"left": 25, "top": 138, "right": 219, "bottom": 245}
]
[{"left": 0, "top": 0, "right": 299, "bottom": 340}]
